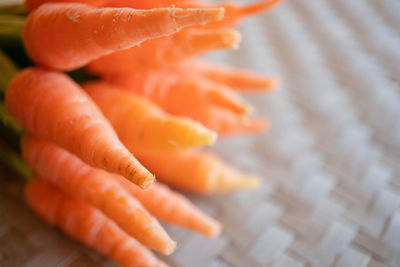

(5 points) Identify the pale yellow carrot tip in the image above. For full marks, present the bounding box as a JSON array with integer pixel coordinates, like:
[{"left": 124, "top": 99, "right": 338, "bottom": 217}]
[
  {"left": 218, "top": 173, "right": 262, "bottom": 191},
  {"left": 137, "top": 174, "right": 156, "bottom": 190},
  {"left": 268, "top": 76, "right": 279, "bottom": 91},
  {"left": 163, "top": 240, "right": 177, "bottom": 255},
  {"left": 238, "top": 174, "right": 262, "bottom": 190},
  {"left": 202, "top": 129, "right": 218, "bottom": 146},
  {"left": 207, "top": 221, "right": 223, "bottom": 238},
  {"left": 176, "top": 7, "right": 225, "bottom": 25},
  {"left": 230, "top": 30, "right": 242, "bottom": 50},
  {"left": 219, "top": 29, "right": 242, "bottom": 50}
]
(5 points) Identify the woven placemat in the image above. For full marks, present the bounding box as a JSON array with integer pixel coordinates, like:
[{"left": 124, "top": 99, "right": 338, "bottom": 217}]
[{"left": 1, "top": 0, "right": 400, "bottom": 266}]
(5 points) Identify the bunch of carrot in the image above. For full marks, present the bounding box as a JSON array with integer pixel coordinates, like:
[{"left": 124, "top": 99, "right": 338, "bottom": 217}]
[{"left": 0, "top": 0, "right": 281, "bottom": 266}]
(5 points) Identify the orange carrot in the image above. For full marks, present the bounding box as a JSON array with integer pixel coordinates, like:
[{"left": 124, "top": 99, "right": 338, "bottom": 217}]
[
  {"left": 25, "top": 0, "right": 106, "bottom": 12},
  {"left": 109, "top": 70, "right": 252, "bottom": 116},
  {"left": 22, "top": 136, "right": 176, "bottom": 255},
  {"left": 83, "top": 81, "right": 217, "bottom": 153},
  {"left": 179, "top": 104, "right": 268, "bottom": 135},
  {"left": 23, "top": 3, "right": 225, "bottom": 70},
  {"left": 105, "top": 0, "right": 283, "bottom": 29},
  {"left": 135, "top": 150, "right": 261, "bottom": 194},
  {"left": 108, "top": 72, "right": 266, "bottom": 135},
  {"left": 25, "top": 178, "right": 169, "bottom": 267},
  {"left": 175, "top": 59, "right": 278, "bottom": 91},
  {"left": 112, "top": 177, "right": 222, "bottom": 237},
  {"left": 178, "top": 0, "right": 284, "bottom": 29},
  {"left": 87, "top": 27, "right": 241, "bottom": 74},
  {"left": 5, "top": 68, "right": 154, "bottom": 188}
]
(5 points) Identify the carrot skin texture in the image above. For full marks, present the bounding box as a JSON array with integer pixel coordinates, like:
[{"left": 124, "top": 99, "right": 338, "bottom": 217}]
[
  {"left": 22, "top": 136, "right": 176, "bottom": 255},
  {"left": 105, "top": 0, "right": 283, "bottom": 28},
  {"left": 25, "top": 178, "right": 169, "bottom": 267},
  {"left": 23, "top": 3, "right": 225, "bottom": 70},
  {"left": 112, "top": 177, "right": 222, "bottom": 237},
  {"left": 84, "top": 81, "right": 217, "bottom": 153},
  {"left": 107, "top": 71, "right": 262, "bottom": 135},
  {"left": 5, "top": 68, "right": 154, "bottom": 188},
  {"left": 135, "top": 150, "right": 261, "bottom": 194},
  {"left": 25, "top": 0, "right": 105, "bottom": 11},
  {"left": 87, "top": 27, "right": 241, "bottom": 74}
]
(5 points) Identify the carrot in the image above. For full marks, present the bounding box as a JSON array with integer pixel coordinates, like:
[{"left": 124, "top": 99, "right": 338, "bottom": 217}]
[
  {"left": 23, "top": 3, "right": 225, "bottom": 70},
  {"left": 25, "top": 178, "right": 169, "bottom": 267},
  {"left": 175, "top": 59, "right": 278, "bottom": 91},
  {"left": 112, "top": 177, "right": 222, "bottom": 237},
  {"left": 105, "top": 0, "right": 283, "bottom": 29},
  {"left": 107, "top": 72, "right": 266, "bottom": 135},
  {"left": 22, "top": 136, "right": 176, "bottom": 255},
  {"left": 109, "top": 70, "right": 252, "bottom": 116},
  {"left": 135, "top": 150, "right": 261, "bottom": 194},
  {"left": 178, "top": 104, "right": 268, "bottom": 135},
  {"left": 25, "top": 0, "right": 106, "bottom": 12},
  {"left": 5, "top": 67, "right": 154, "bottom": 189},
  {"left": 83, "top": 81, "right": 217, "bottom": 153},
  {"left": 178, "top": 0, "right": 284, "bottom": 29},
  {"left": 87, "top": 27, "right": 241, "bottom": 74}
]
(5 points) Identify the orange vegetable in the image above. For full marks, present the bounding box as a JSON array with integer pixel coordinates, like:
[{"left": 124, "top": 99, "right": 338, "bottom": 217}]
[
  {"left": 23, "top": 3, "right": 225, "bottom": 70},
  {"left": 84, "top": 81, "right": 217, "bottom": 153},
  {"left": 112, "top": 177, "right": 222, "bottom": 237},
  {"left": 175, "top": 59, "right": 278, "bottom": 91},
  {"left": 136, "top": 150, "right": 261, "bottom": 194},
  {"left": 22, "top": 136, "right": 176, "bottom": 254},
  {"left": 106, "top": 0, "right": 282, "bottom": 29},
  {"left": 25, "top": 0, "right": 105, "bottom": 11},
  {"left": 87, "top": 27, "right": 240, "bottom": 74},
  {"left": 5, "top": 68, "right": 154, "bottom": 188},
  {"left": 179, "top": 104, "right": 267, "bottom": 135},
  {"left": 25, "top": 178, "right": 169, "bottom": 267},
  {"left": 108, "top": 71, "right": 266, "bottom": 135},
  {"left": 109, "top": 69, "right": 251, "bottom": 113}
]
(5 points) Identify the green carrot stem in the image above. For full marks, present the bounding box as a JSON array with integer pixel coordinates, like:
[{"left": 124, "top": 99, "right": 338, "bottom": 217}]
[
  {"left": 0, "top": 49, "right": 19, "bottom": 93},
  {"left": 0, "top": 15, "right": 24, "bottom": 47},
  {"left": 0, "top": 3, "right": 26, "bottom": 15},
  {"left": 0, "top": 102, "right": 22, "bottom": 135},
  {"left": 0, "top": 139, "right": 32, "bottom": 179}
]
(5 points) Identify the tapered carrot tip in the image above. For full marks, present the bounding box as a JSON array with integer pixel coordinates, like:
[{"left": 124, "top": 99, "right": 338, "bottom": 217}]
[
  {"left": 149, "top": 117, "right": 218, "bottom": 151},
  {"left": 241, "top": 118, "right": 268, "bottom": 133},
  {"left": 119, "top": 157, "right": 155, "bottom": 189},
  {"left": 189, "top": 28, "right": 242, "bottom": 50},
  {"left": 163, "top": 240, "right": 177, "bottom": 255},
  {"left": 239, "top": 0, "right": 284, "bottom": 16},
  {"left": 183, "top": 121, "right": 218, "bottom": 148},
  {"left": 224, "top": 29, "right": 242, "bottom": 50},
  {"left": 266, "top": 76, "right": 279, "bottom": 91},
  {"left": 219, "top": 173, "right": 262, "bottom": 191},
  {"left": 204, "top": 219, "right": 222, "bottom": 238},
  {"left": 172, "top": 7, "right": 225, "bottom": 26}
]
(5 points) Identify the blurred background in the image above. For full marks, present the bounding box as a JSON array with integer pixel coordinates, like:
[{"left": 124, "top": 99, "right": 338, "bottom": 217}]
[{"left": 1, "top": 0, "right": 400, "bottom": 266}]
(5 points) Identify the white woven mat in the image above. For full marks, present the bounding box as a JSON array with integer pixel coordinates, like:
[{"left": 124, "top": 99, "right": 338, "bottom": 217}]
[{"left": 1, "top": 0, "right": 400, "bottom": 266}]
